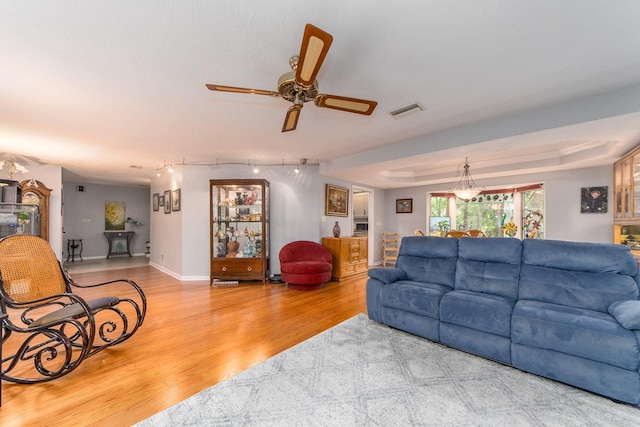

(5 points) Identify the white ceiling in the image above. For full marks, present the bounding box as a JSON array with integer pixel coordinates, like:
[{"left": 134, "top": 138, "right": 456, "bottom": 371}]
[{"left": 2, "top": 1, "right": 640, "bottom": 188}]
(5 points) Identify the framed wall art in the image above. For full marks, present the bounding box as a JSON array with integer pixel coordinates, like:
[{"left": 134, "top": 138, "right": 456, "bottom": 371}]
[
  {"left": 164, "top": 190, "right": 171, "bottom": 214},
  {"left": 396, "top": 198, "right": 413, "bottom": 213},
  {"left": 105, "top": 201, "right": 125, "bottom": 230},
  {"left": 325, "top": 184, "right": 349, "bottom": 217},
  {"left": 172, "top": 188, "right": 181, "bottom": 212},
  {"left": 152, "top": 193, "right": 160, "bottom": 212},
  {"left": 581, "top": 186, "right": 607, "bottom": 213}
]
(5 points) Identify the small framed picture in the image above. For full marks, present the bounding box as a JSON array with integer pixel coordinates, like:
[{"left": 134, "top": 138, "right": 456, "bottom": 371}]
[
  {"left": 153, "top": 193, "right": 160, "bottom": 212},
  {"left": 159, "top": 195, "right": 165, "bottom": 206},
  {"left": 396, "top": 198, "right": 413, "bottom": 214},
  {"left": 172, "top": 189, "right": 181, "bottom": 212},
  {"left": 581, "top": 186, "right": 607, "bottom": 213},
  {"left": 164, "top": 190, "right": 171, "bottom": 214}
]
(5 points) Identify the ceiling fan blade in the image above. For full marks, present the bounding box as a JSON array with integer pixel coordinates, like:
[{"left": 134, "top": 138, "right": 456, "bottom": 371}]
[
  {"left": 295, "top": 24, "right": 333, "bottom": 88},
  {"left": 206, "top": 84, "right": 279, "bottom": 97},
  {"left": 315, "top": 94, "right": 378, "bottom": 115},
  {"left": 282, "top": 104, "right": 302, "bottom": 132}
]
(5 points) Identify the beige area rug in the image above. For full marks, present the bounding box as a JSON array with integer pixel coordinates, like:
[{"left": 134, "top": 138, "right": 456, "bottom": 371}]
[{"left": 136, "top": 314, "right": 640, "bottom": 426}]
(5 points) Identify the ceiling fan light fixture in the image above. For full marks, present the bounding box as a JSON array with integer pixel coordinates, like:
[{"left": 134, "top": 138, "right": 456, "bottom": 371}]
[
  {"left": 451, "top": 157, "right": 484, "bottom": 200},
  {"left": 206, "top": 23, "right": 376, "bottom": 132}
]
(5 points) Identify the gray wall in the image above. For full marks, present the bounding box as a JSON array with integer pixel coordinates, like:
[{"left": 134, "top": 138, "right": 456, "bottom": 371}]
[{"left": 63, "top": 182, "right": 150, "bottom": 258}]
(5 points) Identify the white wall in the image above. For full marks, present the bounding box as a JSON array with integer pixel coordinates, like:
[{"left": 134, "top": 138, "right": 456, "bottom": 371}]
[{"left": 383, "top": 166, "right": 613, "bottom": 254}]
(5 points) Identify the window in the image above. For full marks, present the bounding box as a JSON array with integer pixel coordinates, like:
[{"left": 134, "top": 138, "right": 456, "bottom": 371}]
[
  {"left": 455, "top": 193, "right": 515, "bottom": 237},
  {"left": 428, "top": 184, "right": 544, "bottom": 239}
]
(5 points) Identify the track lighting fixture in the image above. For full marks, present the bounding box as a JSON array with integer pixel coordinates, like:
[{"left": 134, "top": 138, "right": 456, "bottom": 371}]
[{"left": 153, "top": 158, "right": 319, "bottom": 178}]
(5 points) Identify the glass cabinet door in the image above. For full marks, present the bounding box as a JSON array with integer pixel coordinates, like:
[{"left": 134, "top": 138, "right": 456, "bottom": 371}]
[
  {"left": 615, "top": 162, "right": 623, "bottom": 218},
  {"left": 634, "top": 155, "right": 640, "bottom": 217},
  {"left": 211, "top": 183, "right": 264, "bottom": 259},
  {"left": 623, "top": 158, "right": 632, "bottom": 217}
]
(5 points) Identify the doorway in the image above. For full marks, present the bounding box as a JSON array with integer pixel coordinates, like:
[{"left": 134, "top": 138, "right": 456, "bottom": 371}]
[{"left": 352, "top": 185, "right": 374, "bottom": 267}]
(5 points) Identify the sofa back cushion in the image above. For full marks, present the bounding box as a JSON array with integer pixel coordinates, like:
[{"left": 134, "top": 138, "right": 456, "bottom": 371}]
[
  {"left": 520, "top": 239, "right": 640, "bottom": 312},
  {"left": 396, "top": 236, "right": 458, "bottom": 287},
  {"left": 455, "top": 238, "right": 522, "bottom": 299}
]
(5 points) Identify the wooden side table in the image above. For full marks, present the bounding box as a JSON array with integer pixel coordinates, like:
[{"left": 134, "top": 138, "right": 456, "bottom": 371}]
[{"left": 66, "top": 238, "right": 83, "bottom": 262}]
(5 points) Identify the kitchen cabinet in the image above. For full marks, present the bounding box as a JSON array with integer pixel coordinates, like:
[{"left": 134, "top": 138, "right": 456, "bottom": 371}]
[
  {"left": 614, "top": 145, "right": 640, "bottom": 222},
  {"left": 353, "top": 192, "right": 368, "bottom": 217}
]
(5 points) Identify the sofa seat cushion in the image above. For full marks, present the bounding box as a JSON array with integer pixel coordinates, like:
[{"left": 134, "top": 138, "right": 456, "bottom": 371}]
[
  {"left": 439, "top": 290, "right": 514, "bottom": 337},
  {"left": 512, "top": 300, "right": 640, "bottom": 371},
  {"left": 380, "top": 280, "right": 451, "bottom": 319},
  {"left": 281, "top": 260, "right": 332, "bottom": 275}
]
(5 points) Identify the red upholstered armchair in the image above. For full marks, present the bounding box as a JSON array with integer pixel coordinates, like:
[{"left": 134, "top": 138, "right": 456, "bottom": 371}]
[{"left": 279, "top": 241, "right": 333, "bottom": 290}]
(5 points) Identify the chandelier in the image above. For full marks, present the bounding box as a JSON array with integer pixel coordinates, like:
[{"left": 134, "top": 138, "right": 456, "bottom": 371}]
[
  {"left": 0, "top": 160, "right": 29, "bottom": 180},
  {"left": 452, "top": 157, "right": 484, "bottom": 200}
]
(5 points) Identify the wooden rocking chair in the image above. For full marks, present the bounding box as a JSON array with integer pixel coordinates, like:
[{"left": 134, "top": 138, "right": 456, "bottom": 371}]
[{"left": 0, "top": 235, "right": 146, "bottom": 384}]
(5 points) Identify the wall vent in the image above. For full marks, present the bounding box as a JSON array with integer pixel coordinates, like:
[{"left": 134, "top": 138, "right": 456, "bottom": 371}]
[{"left": 388, "top": 102, "right": 424, "bottom": 119}]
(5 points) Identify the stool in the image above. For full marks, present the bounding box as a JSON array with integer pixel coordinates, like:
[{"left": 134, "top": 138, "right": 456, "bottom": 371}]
[{"left": 67, "top": 238, "right": 83, "bottom": 262}]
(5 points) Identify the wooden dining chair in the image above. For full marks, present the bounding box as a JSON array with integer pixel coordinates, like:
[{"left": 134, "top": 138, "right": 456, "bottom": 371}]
[{"left": 445, "top": 230, "right": 470, "bottom": 238}]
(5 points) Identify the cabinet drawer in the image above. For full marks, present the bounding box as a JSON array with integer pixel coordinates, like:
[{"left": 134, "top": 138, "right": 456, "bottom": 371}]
[
  {"left": 340, "top": 265, "right": 357, "bottom": 275},
  {"left": 213, "top": 259, "right": 263, "bottom": 274},
  {"left": 353, "top": 261, "right": 368, "bottom": 273}
]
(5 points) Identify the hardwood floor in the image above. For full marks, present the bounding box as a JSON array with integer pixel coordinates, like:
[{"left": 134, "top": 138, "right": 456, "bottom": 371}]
[{"left": 0, "top": 266, "right": 368, "bottom": 426}]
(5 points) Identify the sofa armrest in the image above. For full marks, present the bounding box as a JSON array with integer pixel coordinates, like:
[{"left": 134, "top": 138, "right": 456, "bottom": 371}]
[
  {"left": 367, "top": 267, "right": 407, "bottom": 284},
  {"left": 609, "top": 300, "right": 640, "bottom": 330}
]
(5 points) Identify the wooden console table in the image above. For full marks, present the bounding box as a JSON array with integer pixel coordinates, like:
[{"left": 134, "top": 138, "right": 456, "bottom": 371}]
[{"left": 104, "top": 231, "right": 135, "bottom": 258}]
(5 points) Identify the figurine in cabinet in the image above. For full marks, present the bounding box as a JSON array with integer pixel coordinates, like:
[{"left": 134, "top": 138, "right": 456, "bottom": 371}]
[{"left": 226, "top": 240, "right": 240, "bottom": 257}]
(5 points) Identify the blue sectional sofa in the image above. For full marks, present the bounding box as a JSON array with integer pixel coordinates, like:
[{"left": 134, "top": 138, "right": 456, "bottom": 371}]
[{"left": 367, "top": 236, "right": 640, "bottom": 405}]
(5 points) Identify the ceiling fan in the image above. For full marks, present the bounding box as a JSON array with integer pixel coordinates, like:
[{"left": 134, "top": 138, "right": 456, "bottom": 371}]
[{"left": 206, "top": 23, "right": 378, "bottom": 132}]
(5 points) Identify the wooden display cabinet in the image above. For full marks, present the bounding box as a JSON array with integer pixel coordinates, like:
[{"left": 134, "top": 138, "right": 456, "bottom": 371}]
[
  {"left": 322, "top": 236, "right": 368, "bottom": 281},
  {"left": 210, "top": 179, "right": 270, "bottom": 284},
  {"left": 614, "top": 145, "right": 640, "bottom": 222}
]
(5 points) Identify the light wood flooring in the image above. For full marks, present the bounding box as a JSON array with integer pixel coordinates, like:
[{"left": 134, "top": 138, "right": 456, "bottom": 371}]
[{"left": 0, "top": 265, "right": 368, "bottom": 426}]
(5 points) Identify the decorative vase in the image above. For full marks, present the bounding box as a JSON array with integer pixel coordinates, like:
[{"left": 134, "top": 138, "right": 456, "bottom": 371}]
[{"left": 333, "top": 221, "right": 341, "bottom": 238}]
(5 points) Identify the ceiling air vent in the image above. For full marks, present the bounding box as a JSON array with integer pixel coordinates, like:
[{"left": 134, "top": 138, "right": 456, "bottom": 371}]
[{"left": 388, "top": 102, "right": 424, "bottom": 119}]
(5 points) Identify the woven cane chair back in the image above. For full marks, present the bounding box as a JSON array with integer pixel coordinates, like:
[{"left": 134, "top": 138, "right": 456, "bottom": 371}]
[{"left": 0, "top": 235, "right": 68, "bottom": 307}]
